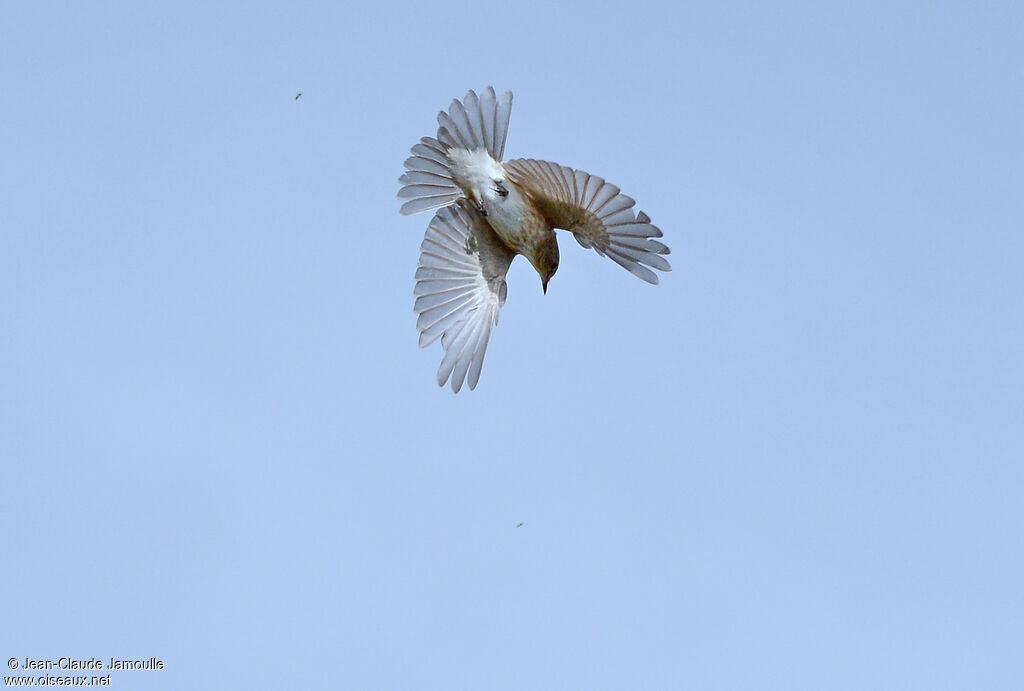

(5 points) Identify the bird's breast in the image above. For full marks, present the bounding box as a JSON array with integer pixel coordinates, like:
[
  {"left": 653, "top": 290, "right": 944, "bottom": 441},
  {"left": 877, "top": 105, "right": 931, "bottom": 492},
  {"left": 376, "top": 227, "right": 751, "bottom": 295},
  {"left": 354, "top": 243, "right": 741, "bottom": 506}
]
[
  {"left": 447, "top": 148, "right": 550, "bottom": 254},
  {"left": 480, "top": 182, "right": 550, "bottom": 255}
]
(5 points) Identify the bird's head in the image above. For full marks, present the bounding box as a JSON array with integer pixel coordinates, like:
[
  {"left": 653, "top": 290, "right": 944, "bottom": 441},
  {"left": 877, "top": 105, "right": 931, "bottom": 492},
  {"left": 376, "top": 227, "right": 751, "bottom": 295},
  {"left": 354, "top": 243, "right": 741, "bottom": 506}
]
[{"left": 531, "top": 235, "right": 560, "bottom": 294}]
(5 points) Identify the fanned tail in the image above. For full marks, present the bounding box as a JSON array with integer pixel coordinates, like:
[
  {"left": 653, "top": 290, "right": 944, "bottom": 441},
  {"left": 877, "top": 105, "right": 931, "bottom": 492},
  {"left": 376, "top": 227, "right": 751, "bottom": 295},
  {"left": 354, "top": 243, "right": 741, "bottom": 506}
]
[
  {"left": 398, "top": 136, "right": 462, "bottom": 215},
  {"left": 436, "top": 86, "right": 512, "bottom": 160},
  {"left": 398, "top": 87, "right": 513, "bottom": 216}
]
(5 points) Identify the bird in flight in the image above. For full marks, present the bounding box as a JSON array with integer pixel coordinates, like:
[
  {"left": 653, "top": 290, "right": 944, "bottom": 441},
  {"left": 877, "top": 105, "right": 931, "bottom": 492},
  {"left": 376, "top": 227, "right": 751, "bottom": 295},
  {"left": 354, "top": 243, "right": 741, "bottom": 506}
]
[
  {"left": 399, "top": 87, "right": 670, "bottom": 392},
  {"left": 294, "top": 92, "right": 302, "bottom": 100}
]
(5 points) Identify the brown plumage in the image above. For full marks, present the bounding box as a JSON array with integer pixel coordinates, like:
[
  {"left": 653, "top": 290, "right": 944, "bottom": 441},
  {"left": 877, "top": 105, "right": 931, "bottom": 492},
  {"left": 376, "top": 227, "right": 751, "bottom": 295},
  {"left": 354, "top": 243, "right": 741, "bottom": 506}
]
[{"left": 399, "top": 88, "right": 670, "bottom": 392}]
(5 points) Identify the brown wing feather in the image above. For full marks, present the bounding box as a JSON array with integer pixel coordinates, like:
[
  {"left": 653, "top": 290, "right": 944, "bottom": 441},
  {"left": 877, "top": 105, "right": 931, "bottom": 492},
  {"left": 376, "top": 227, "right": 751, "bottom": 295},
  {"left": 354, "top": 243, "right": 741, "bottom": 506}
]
[{"left": 504, "top": 158, "right": 671, "bottom": 284}]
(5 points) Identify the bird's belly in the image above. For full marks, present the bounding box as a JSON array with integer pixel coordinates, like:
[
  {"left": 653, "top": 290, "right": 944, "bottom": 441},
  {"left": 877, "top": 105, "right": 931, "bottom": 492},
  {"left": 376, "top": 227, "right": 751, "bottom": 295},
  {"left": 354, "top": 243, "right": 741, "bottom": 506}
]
[{"left": 480, "top": 189, "right": 546, "bottom": 255}]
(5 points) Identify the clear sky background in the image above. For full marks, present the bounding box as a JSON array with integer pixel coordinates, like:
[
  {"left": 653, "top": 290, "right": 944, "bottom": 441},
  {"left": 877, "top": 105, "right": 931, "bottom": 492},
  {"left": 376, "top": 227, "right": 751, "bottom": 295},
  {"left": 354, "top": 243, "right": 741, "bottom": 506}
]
[{"left": 2, "top": 1, "right": 1022, "bottom": 689}]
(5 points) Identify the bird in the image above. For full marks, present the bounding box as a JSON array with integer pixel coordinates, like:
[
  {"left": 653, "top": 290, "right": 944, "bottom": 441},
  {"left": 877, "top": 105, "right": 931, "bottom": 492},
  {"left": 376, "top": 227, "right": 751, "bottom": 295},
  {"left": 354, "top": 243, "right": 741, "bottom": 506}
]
[
  {"left": 516, "top": 522, "right": 524, "bottom": 528},
  {"left": 294, "top": 92, "right": 302, "bottom": 100},
  {"left": 399, "top": 87, "right": 670, "bottom": 392}
]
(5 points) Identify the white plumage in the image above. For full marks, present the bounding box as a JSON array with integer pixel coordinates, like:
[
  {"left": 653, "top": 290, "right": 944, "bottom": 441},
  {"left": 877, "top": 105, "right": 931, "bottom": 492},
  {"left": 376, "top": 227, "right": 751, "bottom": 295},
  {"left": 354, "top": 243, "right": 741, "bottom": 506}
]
[{"left": 399, "top": 87, "right": 670, "bottom": 392}]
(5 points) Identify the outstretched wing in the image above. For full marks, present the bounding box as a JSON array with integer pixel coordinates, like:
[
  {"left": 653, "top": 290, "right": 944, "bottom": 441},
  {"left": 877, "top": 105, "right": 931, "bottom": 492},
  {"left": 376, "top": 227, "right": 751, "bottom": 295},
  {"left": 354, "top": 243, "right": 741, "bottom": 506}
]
[
  {"left": 414, "top": 204, "right": 516, "bottom": 393},
  {"left": 504, "top": 158, "right": 671, "bottom": 284}
]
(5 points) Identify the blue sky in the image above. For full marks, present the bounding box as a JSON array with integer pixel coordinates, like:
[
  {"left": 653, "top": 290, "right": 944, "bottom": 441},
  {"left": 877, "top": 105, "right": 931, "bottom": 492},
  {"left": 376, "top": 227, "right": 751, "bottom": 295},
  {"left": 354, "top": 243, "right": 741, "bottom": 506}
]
[{"left": 2, "top": 1, "right": 1022, "bottom": 689}]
